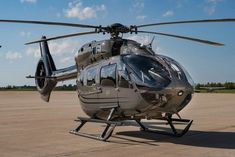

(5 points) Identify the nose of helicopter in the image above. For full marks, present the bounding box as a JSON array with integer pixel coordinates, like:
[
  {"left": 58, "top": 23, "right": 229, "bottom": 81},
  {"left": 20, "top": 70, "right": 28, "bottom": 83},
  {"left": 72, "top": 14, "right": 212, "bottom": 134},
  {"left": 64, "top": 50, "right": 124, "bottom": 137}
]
[
  {"left": 140, "top": 81, "right": 194, "bottom": 114},
  {"left": 163, "top": 83, "right": 194, "bottom": 112}
]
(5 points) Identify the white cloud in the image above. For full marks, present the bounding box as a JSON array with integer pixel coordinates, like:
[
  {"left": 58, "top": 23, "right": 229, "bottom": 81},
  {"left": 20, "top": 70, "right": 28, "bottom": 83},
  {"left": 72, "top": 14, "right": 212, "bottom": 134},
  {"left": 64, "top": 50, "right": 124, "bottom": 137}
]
[
  {"left": 64, "top": 1, "right": 106, "bottom": 20},
  {"left": 204, "top": 0, "right": 223, "bottom": 15},
  {"left": 130, "top": 0, "right": 145, "bottom": 14},
  {"left": 20, "top": 0, "right": 37, "bottom": 4},
  {"left": 49, "top": 40, "right": 79, "bottom": 56},
  {"left": 163, "top": 10, "right": 174, "bottom": 17},
  {"left": 133, "top": 0, "right": 145, "bottom": 10},
  {"left": 204, "top": 6, "right": 216, "bottom": 15},
  {"left": 26, "top": 40, "right": 80, "bottom": 58},
  {"left": 5, "top": 51, "right": 22, "bottom": 60},
  {"left": 136, "top": 15, "right": 146, "bottom": 20},
  {"left": 26, "top": 47, "right": 40, "bottom": 58},
  {"left": 20, "top": 31, "right": 31, "bottom": 37},
  {"left": 96, "top": 4, "right": 106, "bottom": 11}
]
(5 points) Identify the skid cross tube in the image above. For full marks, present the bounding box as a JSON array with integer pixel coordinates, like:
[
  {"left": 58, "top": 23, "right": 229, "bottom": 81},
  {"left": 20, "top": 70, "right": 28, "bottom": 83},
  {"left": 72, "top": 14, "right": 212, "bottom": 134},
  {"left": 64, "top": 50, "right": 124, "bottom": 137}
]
[
  {"left": 70, "top": 107, "right": 120, "bottom": 141},
  {"left": 70, "top": 120, "right": 119, "bottom": 141},
  {"left": 70, "top": 107, "right": 193, "bottom": 141},
  {"left": 136, "top": 117, "right": 193, "bottom": 137}
]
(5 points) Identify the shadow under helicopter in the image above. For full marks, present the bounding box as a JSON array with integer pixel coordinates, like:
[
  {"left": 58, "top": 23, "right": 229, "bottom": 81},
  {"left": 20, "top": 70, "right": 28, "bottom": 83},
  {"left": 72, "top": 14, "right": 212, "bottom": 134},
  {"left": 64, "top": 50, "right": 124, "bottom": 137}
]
[{"left": 109, "top": 122, "right": 235, "bottom": 149}]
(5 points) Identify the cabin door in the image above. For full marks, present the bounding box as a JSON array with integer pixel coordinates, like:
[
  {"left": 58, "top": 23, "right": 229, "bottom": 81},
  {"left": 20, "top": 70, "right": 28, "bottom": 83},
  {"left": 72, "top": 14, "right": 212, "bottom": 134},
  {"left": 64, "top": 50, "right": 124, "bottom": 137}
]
[
  {"left": 97, "top": 63, "right": 118, "bottom": 107},
  {"left": 117, "top": 66, "right": 139, "bottom": 111}
]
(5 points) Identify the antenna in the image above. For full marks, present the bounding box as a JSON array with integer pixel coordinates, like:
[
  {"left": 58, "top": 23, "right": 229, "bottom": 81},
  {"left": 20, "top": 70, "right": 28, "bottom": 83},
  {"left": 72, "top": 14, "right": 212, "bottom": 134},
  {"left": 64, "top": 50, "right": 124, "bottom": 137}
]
[{"left": 149, "top": 36, "right": 155, "bottom": 48}]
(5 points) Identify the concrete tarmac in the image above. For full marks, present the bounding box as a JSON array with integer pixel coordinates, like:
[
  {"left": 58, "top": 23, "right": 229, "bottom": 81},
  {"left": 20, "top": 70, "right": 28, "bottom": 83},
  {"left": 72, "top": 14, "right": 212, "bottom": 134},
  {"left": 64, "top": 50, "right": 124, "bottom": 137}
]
[{"left": 0, "top": 91, "right": 234, "bottom": 157}]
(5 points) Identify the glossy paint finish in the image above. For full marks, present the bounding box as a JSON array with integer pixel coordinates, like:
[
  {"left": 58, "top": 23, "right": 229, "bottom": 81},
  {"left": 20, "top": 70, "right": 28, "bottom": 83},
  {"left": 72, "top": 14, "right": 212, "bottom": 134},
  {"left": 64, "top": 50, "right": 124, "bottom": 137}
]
[
  {"left": 34, "top": 38, "right": 194, "bottom": 120},
  {"left": 74, "top": 39, "right": 194, "bottom": 120}
]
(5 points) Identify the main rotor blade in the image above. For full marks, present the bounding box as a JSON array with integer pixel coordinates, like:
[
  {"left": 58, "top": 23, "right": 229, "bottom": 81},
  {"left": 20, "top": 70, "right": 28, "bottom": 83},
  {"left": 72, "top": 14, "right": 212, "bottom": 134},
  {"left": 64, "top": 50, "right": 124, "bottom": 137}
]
[
  {"left": 25, "top": 31, "right": 98, "bottom": 45},
  {"left": 137, "top": 31, "right": 224, "bottom": 46},
  {"left": 136, "top": 18, "right": 235, "bottom": 28},
  {"left": 0, "top": 19, "right": 100, "bottom": 28}
]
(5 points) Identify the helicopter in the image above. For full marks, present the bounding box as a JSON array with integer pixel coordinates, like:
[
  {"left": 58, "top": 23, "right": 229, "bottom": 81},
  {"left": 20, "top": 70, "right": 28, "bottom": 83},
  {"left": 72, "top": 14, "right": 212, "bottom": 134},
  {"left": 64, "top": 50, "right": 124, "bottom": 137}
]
[{"left": 0, "top": 18, "right": 235, "bottom": 141}]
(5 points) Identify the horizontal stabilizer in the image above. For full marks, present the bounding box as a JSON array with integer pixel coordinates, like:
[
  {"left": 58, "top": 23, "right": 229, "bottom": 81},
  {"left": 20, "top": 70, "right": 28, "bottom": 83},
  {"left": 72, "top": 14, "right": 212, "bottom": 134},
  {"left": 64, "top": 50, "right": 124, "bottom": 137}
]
[{"left": 26, "top": 75, "right": 56, "bottom": 79}]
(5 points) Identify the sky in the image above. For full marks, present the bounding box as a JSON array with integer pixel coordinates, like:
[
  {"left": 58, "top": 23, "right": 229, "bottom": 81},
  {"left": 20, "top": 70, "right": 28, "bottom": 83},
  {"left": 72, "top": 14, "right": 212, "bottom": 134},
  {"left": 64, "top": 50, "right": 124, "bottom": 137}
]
[{"left": 0, "top": 0, "right": 235, "bottom": 87}]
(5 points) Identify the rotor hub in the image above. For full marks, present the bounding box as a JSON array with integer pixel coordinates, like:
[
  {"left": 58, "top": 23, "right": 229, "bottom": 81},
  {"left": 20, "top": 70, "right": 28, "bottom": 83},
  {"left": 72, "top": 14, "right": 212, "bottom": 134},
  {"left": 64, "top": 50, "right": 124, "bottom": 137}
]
[{"left": 104, "top": 23, "right": 132, "bottom": 38}]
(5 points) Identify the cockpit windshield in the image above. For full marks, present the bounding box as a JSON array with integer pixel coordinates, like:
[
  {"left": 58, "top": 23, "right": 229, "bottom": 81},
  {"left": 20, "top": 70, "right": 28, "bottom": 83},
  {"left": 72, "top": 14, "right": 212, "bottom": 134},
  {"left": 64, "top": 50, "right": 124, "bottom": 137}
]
[
  {"left": 159, "top": 55, "right": 195, "bottom": 87},
  {"left": 123, "top": 54, "right": 171, "bottom": 89}
]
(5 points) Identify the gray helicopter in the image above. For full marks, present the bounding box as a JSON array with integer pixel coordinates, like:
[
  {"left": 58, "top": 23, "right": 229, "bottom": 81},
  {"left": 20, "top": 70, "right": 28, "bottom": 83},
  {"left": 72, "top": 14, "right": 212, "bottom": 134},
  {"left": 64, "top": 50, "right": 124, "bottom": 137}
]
[{"left": 1, "top": 19, "right": 235, "bottom": 141}]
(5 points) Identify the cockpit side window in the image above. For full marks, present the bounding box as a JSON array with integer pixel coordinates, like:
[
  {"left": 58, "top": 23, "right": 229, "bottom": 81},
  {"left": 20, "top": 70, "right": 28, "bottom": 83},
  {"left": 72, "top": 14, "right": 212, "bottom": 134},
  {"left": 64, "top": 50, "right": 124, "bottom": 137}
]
[
  {"left": 100, "top": 64, "right": 117, "bottom": 87},
  {"left": 117, "top": 62, "right": 130, "bottom": 88},
  {"left": 162, "top": 56, "right": 195, "bottom": 86},
  {"left": 77, "top": 71, "right": 84, "bottom": 86},
  {"left": 96, "top": 44, "right": 102, "bottom": 53},
  {"left": 86, "top": 68, "right": 97, "bottom": 86}
]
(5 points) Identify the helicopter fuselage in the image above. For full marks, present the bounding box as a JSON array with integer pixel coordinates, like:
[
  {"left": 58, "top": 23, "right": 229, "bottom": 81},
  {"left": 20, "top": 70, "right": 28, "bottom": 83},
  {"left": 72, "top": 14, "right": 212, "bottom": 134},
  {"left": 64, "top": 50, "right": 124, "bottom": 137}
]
[
  {"left": 1, "top": 17, "right": 233, "bottom": 140},
  {"left": 74, "top": 39, "right": 194, "bottom": 120}
]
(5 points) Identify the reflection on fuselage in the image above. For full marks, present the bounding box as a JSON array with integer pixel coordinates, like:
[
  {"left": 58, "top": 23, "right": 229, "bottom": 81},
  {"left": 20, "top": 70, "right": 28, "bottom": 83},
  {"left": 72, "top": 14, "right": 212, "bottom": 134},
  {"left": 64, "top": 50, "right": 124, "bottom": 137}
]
[{"left": 76, "top": 52, "right": 194, "bottom": 120}]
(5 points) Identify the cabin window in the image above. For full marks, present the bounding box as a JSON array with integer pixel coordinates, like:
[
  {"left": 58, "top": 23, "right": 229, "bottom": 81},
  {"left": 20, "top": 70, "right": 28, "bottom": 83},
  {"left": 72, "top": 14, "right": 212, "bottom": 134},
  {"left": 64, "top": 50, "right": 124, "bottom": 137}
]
[
  {"left": 77, "top": 71, "right": 84, "bottom": 86},
  {"left": 118, "top": 63, "right": 130, "bottom": 88},
  {"left": 100, "top": 64, "right": 117, "bottom": 87},
  {"left": 96, "top": 44, "right": 101, "bottom": 53},
  {"left": 86, "top": 68, "right": 97, "bottom": 86},
  {"left": 92, "top": 47, "right": 96, "bottom": 55}
]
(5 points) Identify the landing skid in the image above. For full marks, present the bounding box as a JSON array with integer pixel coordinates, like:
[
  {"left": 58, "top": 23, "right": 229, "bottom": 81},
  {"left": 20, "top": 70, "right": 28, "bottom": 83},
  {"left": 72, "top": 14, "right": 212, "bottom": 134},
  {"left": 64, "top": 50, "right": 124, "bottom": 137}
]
[
  {"left": 70, "top": 108, "right": 193, "bottom": 141},
  {"left": 136, "top": 117, "right": 193, "bottom": 137},
  {"left": 70, "top": 107, "right": 120, "bottom": 141},
  {"left": 69, "top": 117, "right": 122, "bottom": 141}
]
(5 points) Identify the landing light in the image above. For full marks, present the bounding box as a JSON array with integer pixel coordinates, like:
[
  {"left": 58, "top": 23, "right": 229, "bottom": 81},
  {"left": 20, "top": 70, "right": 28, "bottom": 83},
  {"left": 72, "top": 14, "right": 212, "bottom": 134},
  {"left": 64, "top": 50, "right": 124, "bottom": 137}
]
[{"left": 178, "top": 90, "right": 184, "bottom": 96}]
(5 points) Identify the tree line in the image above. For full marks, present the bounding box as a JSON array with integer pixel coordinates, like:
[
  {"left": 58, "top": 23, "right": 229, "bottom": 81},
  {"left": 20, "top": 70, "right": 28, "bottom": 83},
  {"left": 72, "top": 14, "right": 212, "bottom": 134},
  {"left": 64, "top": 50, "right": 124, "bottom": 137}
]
[
  {"left": 195, "top": 82, "right": 235, "bottom": 89},
  {"left": 0, "top": 84, "right": 77, "bottom": 91}
]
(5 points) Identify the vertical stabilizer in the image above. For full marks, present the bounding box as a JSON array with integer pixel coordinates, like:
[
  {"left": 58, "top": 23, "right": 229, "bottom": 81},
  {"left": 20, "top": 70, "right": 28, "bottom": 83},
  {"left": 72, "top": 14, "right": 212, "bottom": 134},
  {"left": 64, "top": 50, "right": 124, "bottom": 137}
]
[{"left": 35, "top": 36, "right": 57, "bottom": 102}]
